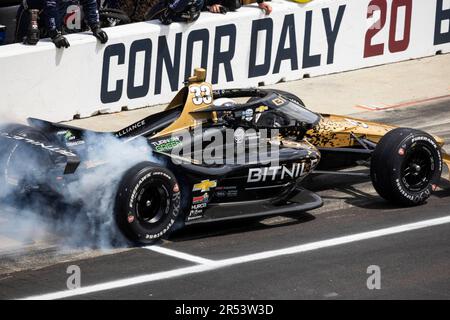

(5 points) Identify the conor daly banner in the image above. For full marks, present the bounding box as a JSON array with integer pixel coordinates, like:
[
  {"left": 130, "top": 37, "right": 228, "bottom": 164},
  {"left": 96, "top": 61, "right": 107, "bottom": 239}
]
[{"left": 0, "top": 0, "right": 449, "bottom": 121}]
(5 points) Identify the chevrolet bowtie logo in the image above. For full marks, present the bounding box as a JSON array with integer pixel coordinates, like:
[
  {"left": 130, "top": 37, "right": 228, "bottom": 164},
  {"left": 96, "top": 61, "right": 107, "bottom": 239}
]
[
  {"left": 256, "top": 106, "right": 268, "bottom": 113},
  {"left": 193, "top": 180, "right": 217, "bottom": 192}
]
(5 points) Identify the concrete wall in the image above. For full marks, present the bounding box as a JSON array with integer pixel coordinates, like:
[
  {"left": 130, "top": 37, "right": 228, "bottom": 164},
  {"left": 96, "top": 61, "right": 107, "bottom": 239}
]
[{"left": 0, "top": 0, "right": 449, "bottom": 122}]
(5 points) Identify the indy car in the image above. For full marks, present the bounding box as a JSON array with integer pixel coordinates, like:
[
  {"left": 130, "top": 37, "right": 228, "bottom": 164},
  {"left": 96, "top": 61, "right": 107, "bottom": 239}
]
[{"left": 1, "top": 68, "right": 449, "bottom": 244}]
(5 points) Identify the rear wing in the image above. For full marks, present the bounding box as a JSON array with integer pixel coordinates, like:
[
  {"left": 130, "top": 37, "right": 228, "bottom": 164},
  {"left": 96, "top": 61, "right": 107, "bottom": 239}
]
[{"left": 0, "top": 127, "right": 80, "bottom": 174}]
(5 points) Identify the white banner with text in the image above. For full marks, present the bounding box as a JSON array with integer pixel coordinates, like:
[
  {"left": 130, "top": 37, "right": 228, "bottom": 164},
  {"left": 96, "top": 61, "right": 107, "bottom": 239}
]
[{"left": 0, "top": 0, "right": 449, "bottom": 122}]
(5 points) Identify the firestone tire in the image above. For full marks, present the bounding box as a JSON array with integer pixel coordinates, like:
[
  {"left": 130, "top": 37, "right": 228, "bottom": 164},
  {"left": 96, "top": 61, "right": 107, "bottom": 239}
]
[
  {"left": 115, "top": 162, "right": 181, "bottom": 244},
  {"left": 370, "top": 128, "right": 442, "bottom": 206}
]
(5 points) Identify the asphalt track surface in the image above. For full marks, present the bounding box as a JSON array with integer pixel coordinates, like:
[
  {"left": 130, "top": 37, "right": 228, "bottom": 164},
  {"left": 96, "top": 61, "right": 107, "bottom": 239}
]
[{"left": 1, "top": 98, "right": 450, "bottom": 300}]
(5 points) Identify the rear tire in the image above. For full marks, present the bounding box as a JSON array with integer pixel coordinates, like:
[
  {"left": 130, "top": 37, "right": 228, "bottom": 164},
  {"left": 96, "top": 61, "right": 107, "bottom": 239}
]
[
  {"left": 370, "top": 128, "right": 442, "bottom": 206},
  {"left": 114, "top": 162, "right": 181, "bottom": 244}
]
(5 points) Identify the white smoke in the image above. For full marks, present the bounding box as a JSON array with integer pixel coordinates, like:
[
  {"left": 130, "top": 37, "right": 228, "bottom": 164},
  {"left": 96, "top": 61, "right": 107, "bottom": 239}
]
[
  {"left": 0, "top": 125, "right": 159, "bottom": 250},
  {"left": 0, "top": 111, "right": 26, "bottom": 126}
]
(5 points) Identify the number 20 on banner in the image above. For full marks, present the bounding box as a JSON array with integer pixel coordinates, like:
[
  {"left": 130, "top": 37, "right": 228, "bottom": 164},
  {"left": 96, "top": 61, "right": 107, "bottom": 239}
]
[{"left": 364, "top": 0, "right": 412, "bottom": 58}]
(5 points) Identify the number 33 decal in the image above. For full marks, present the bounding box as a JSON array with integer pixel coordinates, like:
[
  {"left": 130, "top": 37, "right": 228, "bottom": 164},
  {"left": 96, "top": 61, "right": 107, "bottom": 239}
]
[{"left": 190, "top": 85, "right": 212, "bottom": 105}]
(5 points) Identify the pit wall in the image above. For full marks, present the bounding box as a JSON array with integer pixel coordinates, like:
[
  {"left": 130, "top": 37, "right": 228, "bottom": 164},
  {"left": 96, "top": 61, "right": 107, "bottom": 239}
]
[{"left": 0, "top": 0, "right": 449, "bottom": 122}]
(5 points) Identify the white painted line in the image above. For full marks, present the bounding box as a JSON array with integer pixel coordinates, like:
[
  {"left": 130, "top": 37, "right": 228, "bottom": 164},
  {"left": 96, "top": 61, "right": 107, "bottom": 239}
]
[
  {"left": 22, "top": 264, "right": 218, "bottom": 300},
  {"left": 144, "top": 245, "right": 216, "bottom": 265},
  {"left": 215, "top": 215, "right": 450, "bottom": 266},
  {"left": 21, "top": 215, "right": 450, "bottom": 300}
]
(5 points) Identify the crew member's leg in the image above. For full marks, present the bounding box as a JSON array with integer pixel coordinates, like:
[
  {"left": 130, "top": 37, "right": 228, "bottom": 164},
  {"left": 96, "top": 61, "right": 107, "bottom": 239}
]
[{"left": 15, "top": 0, "right": 44, "bottom": 42}]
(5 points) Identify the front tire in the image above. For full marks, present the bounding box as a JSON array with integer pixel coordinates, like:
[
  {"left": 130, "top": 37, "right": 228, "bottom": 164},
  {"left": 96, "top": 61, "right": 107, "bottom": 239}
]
[
  {"left": 370, "top": 128, "right": 442, "bottom": 206},
  {"left": 115, "top": 162, "right": 181, "bottom": 244}
]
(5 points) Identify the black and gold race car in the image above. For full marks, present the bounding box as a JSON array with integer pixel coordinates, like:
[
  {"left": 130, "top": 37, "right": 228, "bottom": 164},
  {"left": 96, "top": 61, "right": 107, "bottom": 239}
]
[{"left": 1, "top": 68, "right": 448, "bottom": 244}]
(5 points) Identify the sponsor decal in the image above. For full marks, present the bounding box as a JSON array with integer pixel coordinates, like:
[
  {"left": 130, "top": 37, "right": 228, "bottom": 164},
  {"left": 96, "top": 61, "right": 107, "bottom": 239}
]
[
  {"left": 215, "top": 189, "right": 238, "bottom": 198},
  {"left": 247, "top": 160, "right": 317, "bottom": 183},
  {"left": 345, "top": 118, "right": 369, "bottom": 129},
  {"left": 216, "top": 191, "right": 226, "bottom": 197},
  {"left": 193, "top": 179, "right": 217, "bottom": 192},
  {"left": 65, "top": 131, "right": 75, "bottom": 141},
  {"left": 66, "top": 140, "right": 85, "bottom": 147},
  {"left": 193, "top": 193, "right": 209, "bottom": 204},
  {"left": 187, "top": 213, "right": 203, "bottom": 221},
  {"left": 188, "top": 202, "right": 207, "bottom": 220},
  {"left": 115, "top": 120, "right": 146, "bottom": 138},
  {"left": 0, "top": 132, "right": 78, "bottom": 158},
  {"left": 152, "top": 137, "right": 182, "bottom": 152},
  {"left": 191, "top": 203, "right": 207, "bottom": 210},
  {"left": 188, "top": 206, "right": 207, "bottom": 220},
  {"left": 255, "top": 106, "right": 268, "bottom": 113},
  {"left": 57, "top": 130, "right": 84, "bottom": 147},
  {"left": 215, "top": 186, "right": 237, "bottom": 190},
  {"left": 272, "top": 97, "right": 286, "bottom": 106},
  {"left": 242, "top": 109, "right": 254, "bottom": 122},
  {"left": 57, "top": 130, "right": 77, "bottom": 141}
]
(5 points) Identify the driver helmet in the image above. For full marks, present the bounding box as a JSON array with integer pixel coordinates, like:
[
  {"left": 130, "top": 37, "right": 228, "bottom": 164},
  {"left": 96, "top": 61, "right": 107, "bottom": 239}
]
[{"left": 213, "top": 98, "right": 237, "bottom": 108}]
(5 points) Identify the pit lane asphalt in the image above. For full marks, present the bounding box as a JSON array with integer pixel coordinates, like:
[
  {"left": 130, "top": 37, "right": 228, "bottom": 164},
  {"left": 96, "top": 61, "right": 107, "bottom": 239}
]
[{"left": 1, "top": 99, "right": 450, "bottom": 300}]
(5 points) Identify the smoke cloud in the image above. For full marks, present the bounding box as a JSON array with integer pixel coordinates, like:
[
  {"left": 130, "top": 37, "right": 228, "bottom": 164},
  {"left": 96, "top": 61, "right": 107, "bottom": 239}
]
[{"left": 0, "top": 124, "right": 157, "bottom": 250}]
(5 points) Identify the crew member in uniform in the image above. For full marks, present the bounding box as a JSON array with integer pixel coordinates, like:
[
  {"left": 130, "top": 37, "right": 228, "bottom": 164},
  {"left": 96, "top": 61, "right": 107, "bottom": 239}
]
[{"left": 15, "top": 0, "right": 108, "bottom": 48}]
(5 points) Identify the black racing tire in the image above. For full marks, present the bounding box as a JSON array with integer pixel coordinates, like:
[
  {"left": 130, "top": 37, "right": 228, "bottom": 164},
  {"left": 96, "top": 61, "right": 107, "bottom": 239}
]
[
  {"left": 0, "top": 124, "right": 53, "bottom": 201},
  {"left": 247, "top": 89, "right": 305, "bottom": 107},
  {"left": 370, "top": 128, "right": 442, "bottom": 206},
  {"left": 114, "top": 162, "right": 181, "bottom": 244}
]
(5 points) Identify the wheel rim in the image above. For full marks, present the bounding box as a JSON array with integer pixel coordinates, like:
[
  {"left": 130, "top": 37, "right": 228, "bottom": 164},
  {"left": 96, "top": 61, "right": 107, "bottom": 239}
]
[
  {"left": 136, "top": 181, "right": 169, "bottom": 225},
  {"left": 400, "top": 144, "right": 434, "bottom": 192}
]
